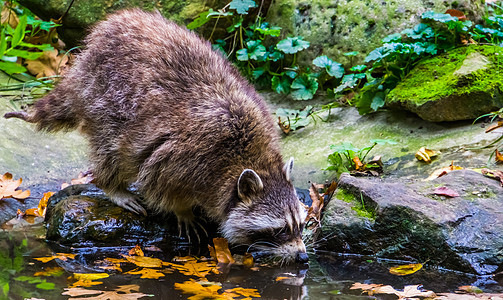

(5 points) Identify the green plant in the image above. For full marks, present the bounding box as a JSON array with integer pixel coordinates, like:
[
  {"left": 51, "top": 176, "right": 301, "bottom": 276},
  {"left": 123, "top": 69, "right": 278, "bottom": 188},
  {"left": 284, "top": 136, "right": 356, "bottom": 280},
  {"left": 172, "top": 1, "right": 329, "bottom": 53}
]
[
  {"left": 326, "top": 139, "right": 397, "bottom": 173},
  {"left": 189, "top": 0, "right": 318, "bottom": 100},
  {"left": 0, "top": 2, "right": 57, "bottom": 75}
]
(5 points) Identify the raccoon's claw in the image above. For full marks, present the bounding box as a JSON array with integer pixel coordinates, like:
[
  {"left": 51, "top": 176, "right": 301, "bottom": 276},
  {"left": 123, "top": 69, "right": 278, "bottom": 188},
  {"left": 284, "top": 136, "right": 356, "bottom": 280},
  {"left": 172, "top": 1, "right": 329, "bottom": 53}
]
[{"left": 109, "top": 193, "right": 147, "bottom": 216}]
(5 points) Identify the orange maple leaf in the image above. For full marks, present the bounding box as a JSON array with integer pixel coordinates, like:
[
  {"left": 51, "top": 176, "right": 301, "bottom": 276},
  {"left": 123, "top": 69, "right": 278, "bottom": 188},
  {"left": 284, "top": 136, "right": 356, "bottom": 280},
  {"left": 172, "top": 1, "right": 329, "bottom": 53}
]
[{"left": 0, "top": 173, "right": 30, "bottom": 200}]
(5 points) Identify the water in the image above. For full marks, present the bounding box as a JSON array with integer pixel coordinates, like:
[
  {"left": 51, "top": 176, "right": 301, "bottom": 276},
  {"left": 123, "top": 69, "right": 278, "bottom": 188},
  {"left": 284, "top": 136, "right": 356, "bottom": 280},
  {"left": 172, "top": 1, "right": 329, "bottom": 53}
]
[{"left": 1, "top": 223, "right": 502, "bottom": 300}]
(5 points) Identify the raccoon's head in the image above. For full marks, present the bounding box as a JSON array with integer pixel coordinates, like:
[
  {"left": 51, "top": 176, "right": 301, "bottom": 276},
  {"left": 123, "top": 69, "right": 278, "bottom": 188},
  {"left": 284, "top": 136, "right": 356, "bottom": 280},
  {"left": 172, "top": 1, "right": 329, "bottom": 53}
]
[{"left": 222, "top": 158, "right": 309, "bottom": 264}]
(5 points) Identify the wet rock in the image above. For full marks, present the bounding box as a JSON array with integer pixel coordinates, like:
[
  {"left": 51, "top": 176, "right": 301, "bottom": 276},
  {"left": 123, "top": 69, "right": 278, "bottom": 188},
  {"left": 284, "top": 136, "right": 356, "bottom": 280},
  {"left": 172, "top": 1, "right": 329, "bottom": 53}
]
[
  {"left": 320, "top": 169, "right": 503, "bottom": 275},
  {"left": 265, "top": 0, "right": 484, "bottom": 66},
  {"left": 45, "top": 184, "right": 218, "bottom": 246},
  {"left": 387, "top": 45, "right": 503, "bottom": 122}
]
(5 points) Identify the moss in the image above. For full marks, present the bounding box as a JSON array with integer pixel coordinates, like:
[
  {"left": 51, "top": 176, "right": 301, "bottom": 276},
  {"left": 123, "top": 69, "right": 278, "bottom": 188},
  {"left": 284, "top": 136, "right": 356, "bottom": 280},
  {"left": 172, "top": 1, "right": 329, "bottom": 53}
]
[
  {"left": 335, "top": 188, "right": 375, "bottom": 219},
  {"left": 388, "top": 45, "right": 503, "bottom": 106}
]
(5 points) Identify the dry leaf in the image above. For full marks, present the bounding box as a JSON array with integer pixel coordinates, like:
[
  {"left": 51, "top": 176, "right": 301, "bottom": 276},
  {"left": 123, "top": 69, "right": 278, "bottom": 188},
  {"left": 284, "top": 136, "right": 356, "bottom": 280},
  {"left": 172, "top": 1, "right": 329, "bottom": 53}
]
[
  {"left": 415, "top": 147, "right": 440, "bottom": 163},
  {"left": 481, "top": 168, "right": 503, "bottom": 186},
  {"left": 433, "top": 186, "right": 460, "bottom": 197},
  {"left": 353, "top": 156, "right": 364, "bottom": 171},
  {"left": 212, "top": 238, "right": 235, "bottom": 264},
  {"left": 225, "top": 287, "right": 261, "bottom": 298},
  {"left": 25, "top": 49, "right": 69, "bottom": 78},
  {"left": 306, "top": 183, "right": 324, "bottom": 229},
  {"left": 123, "top": 255, "right": 163, "bottom": 268},
  {"left": 389, "top": 263, "right": 424, "bottom": 276},
  {"left": 33, "top": 266, "right": 64, "bottom": 277},
  {"left": 37, "top": 191, "right": 54, "bottom": 217},
  {"left": 69, "top": 273, "right": 109, "bottom": 288},
  {"left": 243, "top": 253, "right": 254, "bottom": 268},
  {"left": 165, "top": 257, "right": 219, "bottom": 278},
  {"left": 175, "top": 280, "right": 224, "bottom": 300},
  {"left": 425, "top": 162, "right": 463, "bottom": 181},
  {"left": 457, "top": 286, "right": 484, "bottom": 294},
  {"left": 351, "top": 282, "right": 436, "bottom": 298},
  {"left": 485, "top": 121, "right": 503, "bottom": 133},
  {"left": 0, "top": 172, "right": 30, "bottom": 200},
  {"left": 495, "top": 149, "right": 503, "bottom": 164},
  {"left": 125, "top": 267, "right": 167, "bottom": 279},
  {"left": 278, "top": 117, "right": 291, "bottom": 135},
  {"left": 1, "top": 6, "right": 19, "bottom": 28},
  {"left": 62, "top": 285, "right": 152, "bottom": 300},
  {"left": 33, "top": 253, "right": 76, "bottom": 263},
  {"left": 445, "top": 9, "right": 467, "bottom": 20},
  {"left": 128, "top": 245, "right": 145, "bottom": 257}
]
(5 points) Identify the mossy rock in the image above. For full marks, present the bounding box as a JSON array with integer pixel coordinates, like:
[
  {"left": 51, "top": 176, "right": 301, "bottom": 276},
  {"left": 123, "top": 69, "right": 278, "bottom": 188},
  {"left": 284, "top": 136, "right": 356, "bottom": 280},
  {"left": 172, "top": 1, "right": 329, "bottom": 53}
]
[
  {"left": 16, "top": 0, "right": 230, "bottom": 47},
  {"left": 265, "top": 0, "right": 484, "bottom": 66},
  {"left": 387, "top": 45, "right": 503, "bottom": 122}
]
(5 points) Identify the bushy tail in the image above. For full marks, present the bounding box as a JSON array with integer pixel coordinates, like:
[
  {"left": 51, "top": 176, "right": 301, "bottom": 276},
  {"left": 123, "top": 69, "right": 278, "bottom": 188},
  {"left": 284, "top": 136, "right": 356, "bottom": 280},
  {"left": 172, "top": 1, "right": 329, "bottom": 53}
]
[{"left": 4, "top": 85, "right": 80, "bottom": 132}]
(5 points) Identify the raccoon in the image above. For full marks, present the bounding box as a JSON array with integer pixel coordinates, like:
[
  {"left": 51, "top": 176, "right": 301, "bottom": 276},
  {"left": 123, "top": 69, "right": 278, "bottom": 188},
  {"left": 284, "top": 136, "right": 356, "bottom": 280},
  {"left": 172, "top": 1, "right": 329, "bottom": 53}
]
[{"left": 5, "top": 9, "right": 308, "bottom": 263}]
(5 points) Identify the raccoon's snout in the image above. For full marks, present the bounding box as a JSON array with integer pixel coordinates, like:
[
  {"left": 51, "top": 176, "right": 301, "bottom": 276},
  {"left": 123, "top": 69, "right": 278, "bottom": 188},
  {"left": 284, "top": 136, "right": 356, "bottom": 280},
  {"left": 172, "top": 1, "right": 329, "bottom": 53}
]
[{"left": 295, "top": 252, "right": 309, "bottom": 263}]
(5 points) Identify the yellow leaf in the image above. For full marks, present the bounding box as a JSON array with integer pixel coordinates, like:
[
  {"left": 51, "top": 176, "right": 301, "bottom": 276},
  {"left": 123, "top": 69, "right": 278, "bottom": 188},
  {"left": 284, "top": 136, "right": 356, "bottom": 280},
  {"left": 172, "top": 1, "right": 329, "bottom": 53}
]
[
  {"left": 125, "top": 268, "right": 166, "bottom": 279},
  {"left": 33, "top": 267, "right": 64, "bottom": 277},
  {"left": 415, "top": 147, "right": 440, "bottom": 163},
  {"left": 213, "top": 238, "right": 235, "bottom": 264},
  {"left": 495, "top": 149, "right": 503, "bottom": 164},
  {"left": 243, "top": 253, "right": 254, "bottom": 268},
  {"left": 175, "top": 280, "right": 228, "bottom": 300},
  {"left": 38, "top": 191, "right": 54, "bottom": 218},
  {"left": 124, "top": 255, "right": 163, "bottom": 268},
  {"left": 128, "top": 244, "right": 144, "bottom": 256},
  {"left": 33, "top": 253, "right": 76, "bottom": 263},
  {"left": 225, "top": 287, "right": 261, "bottom": 298},
  {"left": 389, "top": 263, "right": 423, "bottom": 276},
  {"left": 425, "top": 162, "right": 463, "bottom": 181},
  {"left": 353, "top": 156, "right": 364, "bottom": 170},
  {"left": 165, "top": 257, "right": 219, "bottom": 278},
  {"left": 71, "top": 273, "right": 109, "bottom": 281}
]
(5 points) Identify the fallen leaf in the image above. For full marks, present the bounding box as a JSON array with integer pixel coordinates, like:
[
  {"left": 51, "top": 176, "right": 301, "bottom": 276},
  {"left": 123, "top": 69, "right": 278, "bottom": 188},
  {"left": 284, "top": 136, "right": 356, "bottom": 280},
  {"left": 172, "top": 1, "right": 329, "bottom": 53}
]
[
  {"left": 123, "top": 255, "right": 163, "bottom": 268},
  {"left": 389, "top": 263, "right": 424, "bottom": 276},
  {"left": 175, "top": 280, "right": 224, "bottom": 300},
  {"left": 481, "top": 168, "right": 503, "bottom": 186},
  {"left": 25, "top": 49, "right": 70, "bottom": 79},
  {"left": 353, "top": 156, "right": 364, "bottom": 171},
  {"left": 125, "top": 267, "right": 167, "bottom": 279},
  {"left": 69, "top": 273, "right": 109, "bottom": 288},
  {"left": 243, "top": 253, "right": 254, "bottom": 268},
  {"left": 425, "top": 162, "right": 463, "bottom": 181},
  {"left": 397, "top": 285, "right": 436, "bottom": 298},
  {"left": 34, "top": 267, "right": 64, "bottom": 277},
  {"left": 433, "top": 187, "right": 460, "bottom": 198},
  {"left": 62, "top": 285, "right": 152, "bottom": 300},
  {"left": 165, "top": 257, "right": 219, "bottom": 278},
  {"left": 306, "top": 183, "right": 324, "bottom": 229},
  {"left": 0, "top": 172, "right": 30, "bottom": 200},
  {"left": 415, "top": 147, "right": 440, "bottom": 163},
  {"left": 485, "top": 121, "right": 503, "bottom": 133},
  {"left": 278, "top": 117, "right": 291, "bottom": 135},
  {"left": 128, "top": 245, "right": 145, "bottom": 257},
  {"left": 458, "top": 285, "right": 484, "bottom": 294},
  {"left": 37, "top": 191, "right": 54, "bottom": 217},
  {"left": 33, "top": 253, "right": 76, "bottom": 263},
  {"left": 212, "top": 238, "right": 235, "bottom": 264},
  {"left": 495, "top": 149, "right": 503, "bottom": 164},
  {"left": 225, "top": 287, "right": 261, "bottom": 298},
  {"left": 351, "top": 282, "right": 436, "bottom": 298},
  {"left": 445, "top": 9, "right": 467, "bottom": 20}
]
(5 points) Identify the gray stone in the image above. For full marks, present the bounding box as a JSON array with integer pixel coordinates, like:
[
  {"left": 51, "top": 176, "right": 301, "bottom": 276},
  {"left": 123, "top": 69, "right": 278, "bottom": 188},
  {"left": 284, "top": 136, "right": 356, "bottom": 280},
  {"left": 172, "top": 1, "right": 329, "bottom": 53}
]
[{"left": 320, "top": 170, "right": 503, "bottom": 275}]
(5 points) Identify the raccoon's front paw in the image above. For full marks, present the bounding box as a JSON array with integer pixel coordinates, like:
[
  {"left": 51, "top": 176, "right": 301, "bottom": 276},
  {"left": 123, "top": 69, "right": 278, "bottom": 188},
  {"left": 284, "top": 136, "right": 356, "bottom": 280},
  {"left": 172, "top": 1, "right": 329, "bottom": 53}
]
[
  {"left": 109, "top": 192, "right": 147, "bottom": 216},
  {"left": 175, "top": 210, "right": 207, "bottom": 244}
]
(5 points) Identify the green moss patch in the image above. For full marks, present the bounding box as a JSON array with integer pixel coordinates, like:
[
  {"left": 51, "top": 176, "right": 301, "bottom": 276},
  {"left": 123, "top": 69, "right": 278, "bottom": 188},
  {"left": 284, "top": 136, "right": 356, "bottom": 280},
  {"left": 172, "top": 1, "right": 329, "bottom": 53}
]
[
  {"left": 388, "top": 45, "right": 503, "bottom": 106},
  {"left": 335, "top": 188, "right": 375, "bottom": 219}
]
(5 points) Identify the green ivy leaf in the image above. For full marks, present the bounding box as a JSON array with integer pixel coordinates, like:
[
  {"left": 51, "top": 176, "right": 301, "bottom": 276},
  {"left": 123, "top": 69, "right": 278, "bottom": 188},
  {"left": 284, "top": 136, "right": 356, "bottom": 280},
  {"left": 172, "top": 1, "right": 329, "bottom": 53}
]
[
  {"left": 226, "top": 16, "right": 243, "bottom": 33},
  {"left": 271, "top": 75, "right": 291, "bottom": 94},
  {"left": 290, "top": 74, "right": 318, "bottom": 100},
  {"left": 252, "top": 67, "right": 265, "bottom": 79},
  {"left": 370, "top": 91, "right": 385, "bottom": 111},
  {"left": 276, "top": 37, "right": 310, "bottom": 54},
  {"left": 255, "top": 23, "right": 281, "bottom": 37},
  {"left": 246, "top": 40, "right": 267, "bottom": 61},
  {"left": 422, "top": 11, "right": 458, "bottom": 23},
  {"left": 313, "top": 55, "right": 344, "bottom": 78},
  {"left": 229, "top": 0, "right": 257, "bottom": 14},
  {"left": 268, "top": 50, "right": 283, "bottom": 61},
  {"left": 350, "top": 65, "right": 367, "bottom": 72},
  {"left": 236, "top": 48, "right": 249, "bottom": 61},
  {"left": 382, "top": 33, "right": 402, "bottom": 43}
]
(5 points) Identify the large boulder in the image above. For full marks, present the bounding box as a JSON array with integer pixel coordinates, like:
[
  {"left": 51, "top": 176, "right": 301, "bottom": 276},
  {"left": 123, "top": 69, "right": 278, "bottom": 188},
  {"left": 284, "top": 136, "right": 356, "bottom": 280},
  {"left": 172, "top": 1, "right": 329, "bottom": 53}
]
[
  {"left": 16, "top": 0, "right": 236, "bottom": 47},
  {"left": 265, "top": 0, "right": 485, "bottom": 66},
  {"left": 320, "top": 169, "right": 503, "bottom": 275},
  {"left": 387, "top": 45, "right": 503, "bottom": 122}
]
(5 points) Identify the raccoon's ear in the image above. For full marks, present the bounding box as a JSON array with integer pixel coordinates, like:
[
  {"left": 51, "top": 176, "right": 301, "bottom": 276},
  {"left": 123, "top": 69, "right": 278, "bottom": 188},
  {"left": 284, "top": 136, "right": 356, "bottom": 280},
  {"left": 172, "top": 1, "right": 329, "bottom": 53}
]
[
  {"left": 283, "top": 157, "right": 294, "bottom": 182},
  {"left": 238, "top": 169, "right": 263, "bottom": 201}
]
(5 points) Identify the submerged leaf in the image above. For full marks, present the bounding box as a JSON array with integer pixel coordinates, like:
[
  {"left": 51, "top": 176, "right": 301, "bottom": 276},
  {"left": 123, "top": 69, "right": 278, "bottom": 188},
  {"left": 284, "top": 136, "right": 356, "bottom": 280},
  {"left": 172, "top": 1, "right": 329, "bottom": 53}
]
[{"left": 389, "top": 263, "right": 423, "bottom": 276}]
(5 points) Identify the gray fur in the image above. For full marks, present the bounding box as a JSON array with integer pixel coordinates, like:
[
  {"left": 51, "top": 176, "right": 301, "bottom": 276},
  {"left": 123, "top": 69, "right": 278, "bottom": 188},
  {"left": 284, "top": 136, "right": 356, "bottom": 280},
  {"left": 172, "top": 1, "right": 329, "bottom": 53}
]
[{"left": 9, "top": 9, "right": 307, "bottom": 263}]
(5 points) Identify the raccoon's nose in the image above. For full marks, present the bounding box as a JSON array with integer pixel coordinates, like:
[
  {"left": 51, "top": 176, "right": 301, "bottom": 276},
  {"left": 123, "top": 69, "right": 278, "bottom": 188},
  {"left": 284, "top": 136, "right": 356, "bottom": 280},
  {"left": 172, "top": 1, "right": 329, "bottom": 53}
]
[{"left": 295, "top": 252, "right": 309, "bottom": 263}]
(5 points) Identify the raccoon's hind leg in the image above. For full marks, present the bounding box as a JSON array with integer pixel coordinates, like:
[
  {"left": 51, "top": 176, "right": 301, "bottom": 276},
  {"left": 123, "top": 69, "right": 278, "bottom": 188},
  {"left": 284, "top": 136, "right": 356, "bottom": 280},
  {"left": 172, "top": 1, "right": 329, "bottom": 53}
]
[{"left": 90, "top": 142, "right": 147, "bottom": 216}]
